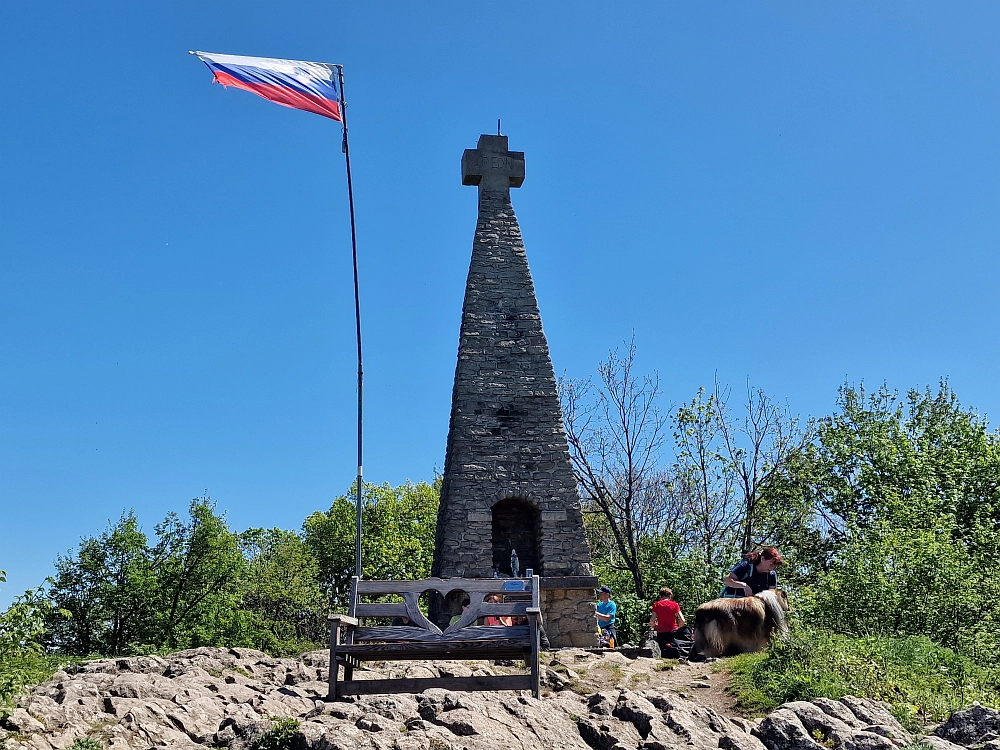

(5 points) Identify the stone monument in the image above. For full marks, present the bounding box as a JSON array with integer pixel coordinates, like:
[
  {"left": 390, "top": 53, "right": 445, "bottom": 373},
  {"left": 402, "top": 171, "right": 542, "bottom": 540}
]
[{"left": 432, "top": 134, "right": 597, "bottom": 646}]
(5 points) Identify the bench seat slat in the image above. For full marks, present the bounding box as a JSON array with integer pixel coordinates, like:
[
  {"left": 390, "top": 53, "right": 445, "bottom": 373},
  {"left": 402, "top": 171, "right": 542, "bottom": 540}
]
[
  {"left": 335, "top": 644, "right": 528, "bottom": 661},
  {"left": 352, "top": 625, "right": 529, "bottom": 643}
]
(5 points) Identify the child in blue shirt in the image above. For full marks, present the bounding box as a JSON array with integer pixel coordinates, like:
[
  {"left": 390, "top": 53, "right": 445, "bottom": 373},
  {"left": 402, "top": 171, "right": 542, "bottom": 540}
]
[{"left": 596, "top": 586, "right": 617, "bottom": 646}]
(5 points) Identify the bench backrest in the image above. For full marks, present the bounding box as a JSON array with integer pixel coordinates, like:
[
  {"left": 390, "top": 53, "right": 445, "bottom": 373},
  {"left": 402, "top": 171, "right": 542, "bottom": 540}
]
[{"left": 347, "top": 575, "right": 540, "bottom": 644}]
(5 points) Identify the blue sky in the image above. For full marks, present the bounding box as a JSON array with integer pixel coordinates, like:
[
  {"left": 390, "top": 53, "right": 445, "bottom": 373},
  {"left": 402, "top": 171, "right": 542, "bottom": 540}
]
[{"left": 3, "top": 2, "right": 999, "bottom": 605}]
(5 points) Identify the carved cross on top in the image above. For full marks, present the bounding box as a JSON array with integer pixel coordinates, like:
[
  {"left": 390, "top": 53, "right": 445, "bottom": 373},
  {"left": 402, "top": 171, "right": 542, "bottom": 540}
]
[{"left": 461, "top": 134, "right": 525, "bottom": 195}]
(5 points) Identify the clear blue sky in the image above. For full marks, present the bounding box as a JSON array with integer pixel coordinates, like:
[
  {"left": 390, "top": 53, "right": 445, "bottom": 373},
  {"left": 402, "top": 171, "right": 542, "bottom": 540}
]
[{"left": 3, "top": 2, "right": 999, "bottom": 605}]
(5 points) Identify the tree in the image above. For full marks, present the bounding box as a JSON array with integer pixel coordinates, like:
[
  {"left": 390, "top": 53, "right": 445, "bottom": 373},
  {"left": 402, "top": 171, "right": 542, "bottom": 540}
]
[
  {"left": 235, "top": 528, "right": 327, "bottom": 654},
  {"left": 46, "top": 511, "right": 155, "bottom": 656},
  {"left": 561, "top": 339, "right": 671, "bottom": 599},
  {"left": 711, "top": 381, "right": 812, "bottom": 554},
  {"left": 151, "top": 497, "right": 244, "bottom": 649},
  {"left": 303, "top": 481, "right": 439, "bottom": 608},
  {"left": 671, "top": 387, "right": 741, "bottom": 571}
]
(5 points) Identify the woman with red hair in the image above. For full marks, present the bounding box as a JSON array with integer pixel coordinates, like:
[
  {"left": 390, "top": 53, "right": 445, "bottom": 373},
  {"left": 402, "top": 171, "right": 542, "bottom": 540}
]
[{"left": 720, "top": 547, "right": 784, "bottom": 598}]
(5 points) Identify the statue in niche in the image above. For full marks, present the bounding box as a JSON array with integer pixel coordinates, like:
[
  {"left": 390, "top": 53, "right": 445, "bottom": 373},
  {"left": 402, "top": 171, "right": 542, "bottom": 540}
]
[{"left": 511, "top": 549, "right": 520, "bottom": 578}]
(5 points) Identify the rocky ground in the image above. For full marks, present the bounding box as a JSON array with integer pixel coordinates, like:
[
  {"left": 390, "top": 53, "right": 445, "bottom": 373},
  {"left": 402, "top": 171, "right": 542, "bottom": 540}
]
[{"left": 0, "top": 646, "right": 996, "bottom": 750}]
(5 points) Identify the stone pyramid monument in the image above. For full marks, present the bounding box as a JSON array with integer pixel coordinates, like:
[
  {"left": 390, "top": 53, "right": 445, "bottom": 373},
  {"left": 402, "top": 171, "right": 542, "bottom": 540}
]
[{"left": 432, "top": 134, "right": 596, "bottom": 646}]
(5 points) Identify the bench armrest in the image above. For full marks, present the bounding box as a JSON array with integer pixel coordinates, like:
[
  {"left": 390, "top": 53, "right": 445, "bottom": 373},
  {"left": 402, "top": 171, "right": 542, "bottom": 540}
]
[
  {"left": 328, "top": 614, "right": 359, "bottom": 627},
  {"left": 524, "top": 607, "right": 543, "bottom": 625}
]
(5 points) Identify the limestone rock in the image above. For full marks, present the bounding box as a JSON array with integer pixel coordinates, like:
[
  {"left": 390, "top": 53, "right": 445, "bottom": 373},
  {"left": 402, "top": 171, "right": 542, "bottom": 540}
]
[
  {"left": 936, "top": 705, "right": 1000, "bottom": 748},
  {"left": 2, "top": 648, "right": 973, "bottom": 750},
  {"left": 754, "top": 697, "right": 911, "bottom": 750}
]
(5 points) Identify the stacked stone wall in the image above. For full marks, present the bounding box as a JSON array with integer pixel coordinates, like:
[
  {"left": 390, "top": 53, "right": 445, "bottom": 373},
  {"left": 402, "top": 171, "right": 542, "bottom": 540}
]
[{"left": 543, "top": 589, "right": 599, "bottom": 648}]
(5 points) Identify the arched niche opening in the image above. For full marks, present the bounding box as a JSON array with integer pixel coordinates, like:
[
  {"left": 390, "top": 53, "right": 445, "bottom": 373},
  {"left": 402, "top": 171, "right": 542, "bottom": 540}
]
[{"left": 491, "top": 497, "right": 541, "bottom": 576}]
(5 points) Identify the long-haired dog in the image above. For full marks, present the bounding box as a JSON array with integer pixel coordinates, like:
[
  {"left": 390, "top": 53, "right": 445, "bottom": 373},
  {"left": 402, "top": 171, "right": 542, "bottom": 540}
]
[{"left": 692, "top": 589, "right": 789, "bottom": 657}]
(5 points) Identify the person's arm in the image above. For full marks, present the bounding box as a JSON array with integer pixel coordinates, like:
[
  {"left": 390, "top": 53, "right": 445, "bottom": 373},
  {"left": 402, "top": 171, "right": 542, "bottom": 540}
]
[
  {"left": 596, "top": 608, "right": 612, "bottom": 623},
  {"left": 675, "top": 609, "right": 686, "bottom": 628},
  {"left": 722, "top": 571, "right": 752, "bottom": 595},
  {"left": 649, "top": 607, "right": 658, "bottom": 629}
]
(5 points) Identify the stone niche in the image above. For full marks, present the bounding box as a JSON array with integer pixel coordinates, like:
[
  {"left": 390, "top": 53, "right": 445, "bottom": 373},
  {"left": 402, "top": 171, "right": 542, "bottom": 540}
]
[{"left": 491, "top": 497, "right": 540, "bottom": 576}]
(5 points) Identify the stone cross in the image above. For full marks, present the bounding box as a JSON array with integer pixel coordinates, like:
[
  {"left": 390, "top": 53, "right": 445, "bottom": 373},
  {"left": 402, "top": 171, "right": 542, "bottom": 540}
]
[{"left": 461, "top": 134, "right": 525, "bottom": 195}]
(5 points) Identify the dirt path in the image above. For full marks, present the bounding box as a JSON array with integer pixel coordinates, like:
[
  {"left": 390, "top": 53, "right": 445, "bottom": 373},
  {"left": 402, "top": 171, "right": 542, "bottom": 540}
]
[{"left": 538, "top": 649, "right": 740, "bottom": 717}]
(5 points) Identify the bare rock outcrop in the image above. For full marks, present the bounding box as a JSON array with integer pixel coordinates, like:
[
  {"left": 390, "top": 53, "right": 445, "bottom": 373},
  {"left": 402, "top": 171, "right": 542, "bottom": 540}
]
[
  {"left": 0, "top": 646, "right": 775, "bottom": 750},
  {"left": 0, "top": 647, "right": 977, "bottom": 750},
  {"left": 934, "top": 705, "right": 1000, "bottom": 749}
]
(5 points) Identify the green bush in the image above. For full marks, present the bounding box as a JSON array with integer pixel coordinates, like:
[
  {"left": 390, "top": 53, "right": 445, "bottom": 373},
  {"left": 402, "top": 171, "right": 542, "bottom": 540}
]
[
  {"left": 726, "top": 623, "right": 1000, "bottom": 722},
  {"left": 254, "top": 717, "right": 300, "bottom": 750},
  {"left": 0, "top": 577, "right": 64, "bottom": 711}
]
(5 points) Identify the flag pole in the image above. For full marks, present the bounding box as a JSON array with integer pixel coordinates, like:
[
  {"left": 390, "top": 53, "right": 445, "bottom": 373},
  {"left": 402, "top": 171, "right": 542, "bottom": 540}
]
[{"left": 334, "top": 64, "right": 364, "bottom": 580}]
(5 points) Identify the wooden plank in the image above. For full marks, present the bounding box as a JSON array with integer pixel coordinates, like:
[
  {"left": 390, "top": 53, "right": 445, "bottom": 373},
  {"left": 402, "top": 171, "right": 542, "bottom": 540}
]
[
  {"left": 356, "top": 578, "right": 533, "bottom": 595},
  {"left": 353, "top": 625, "right": 530, "bottom": 643},
  {"left": 338, "top": 642, "right": 529, "bottom": 661},
  {"left": 328, "top": 614, "right": 359, "bottom": 626},
  {"left": 525, "top": 607, "right": 543, "bottom": 626},
  {"left": 480, "top": 602, "right": 529, "bottom": 616},
  {"left": 328, "top": 621, "right": 340, "bottom": 700},
  {"left": 539, "top": 576, "right": 599, "bottom": 590},
  {"left": 338, "top": 647, "right": 528, "bottom": 662},
  {"left": 354, "top": 603, "right": 408, "bottom": 618},
  {"left": 338, "top": 675, "right": 533, "bottom": 696}
]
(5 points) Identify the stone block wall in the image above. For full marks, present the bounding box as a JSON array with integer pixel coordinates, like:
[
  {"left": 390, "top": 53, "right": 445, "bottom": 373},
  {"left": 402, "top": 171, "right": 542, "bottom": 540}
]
[{"left": 543, "top": 589, "right": 598, "bottom": 648}]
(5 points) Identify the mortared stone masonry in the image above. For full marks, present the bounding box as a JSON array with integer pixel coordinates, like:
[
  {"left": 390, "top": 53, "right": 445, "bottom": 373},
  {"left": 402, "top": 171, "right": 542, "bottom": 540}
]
[{"left": 432, "top": 134, "right": 596, "bottom": 646}]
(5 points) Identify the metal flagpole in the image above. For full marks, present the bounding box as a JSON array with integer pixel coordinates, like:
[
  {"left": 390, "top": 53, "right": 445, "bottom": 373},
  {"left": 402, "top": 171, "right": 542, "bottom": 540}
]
[{"left": 334, "top": 64, "right": 364, "bottom": 580}]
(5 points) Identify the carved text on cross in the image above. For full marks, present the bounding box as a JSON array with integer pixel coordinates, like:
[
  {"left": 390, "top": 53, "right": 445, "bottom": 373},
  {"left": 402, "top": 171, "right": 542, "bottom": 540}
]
[{"left": 461, "top": 134, "right": 525, "bottom": 195}]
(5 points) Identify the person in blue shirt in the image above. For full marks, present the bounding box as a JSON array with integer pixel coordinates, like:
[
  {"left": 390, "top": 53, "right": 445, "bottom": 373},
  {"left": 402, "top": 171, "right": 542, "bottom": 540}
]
[
  {"left": 721, "top": 547, "right": 784, "bottom": 598},
  {"left": 596, "top": 585, "right": 617, "bottom": 646}
]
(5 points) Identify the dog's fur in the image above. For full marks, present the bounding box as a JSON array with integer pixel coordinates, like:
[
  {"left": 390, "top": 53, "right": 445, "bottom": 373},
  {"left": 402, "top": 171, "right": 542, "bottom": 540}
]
[{"left": 692, "top": 589, "right": 789, "bottom": 657}]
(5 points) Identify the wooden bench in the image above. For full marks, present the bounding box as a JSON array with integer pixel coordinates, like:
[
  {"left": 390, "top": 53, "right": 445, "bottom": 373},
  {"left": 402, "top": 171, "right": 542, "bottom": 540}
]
[{"left": 327, "top": 575, "right": 542, "bottom": 700}]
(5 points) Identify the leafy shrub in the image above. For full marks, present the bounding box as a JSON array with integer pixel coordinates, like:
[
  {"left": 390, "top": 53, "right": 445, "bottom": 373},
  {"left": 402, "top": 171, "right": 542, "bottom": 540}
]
[
  {"left": 69, "top": 739, "right": 103, "bottom": 750},
  {"left": 726, "top": 623, "right": 1000, "bottom": 721},
  {"left": 254, "top": 717, "right": 300, "bottom": 750},
  {"left": 0, "top": 574, "right": 63, "bottom": 710}
]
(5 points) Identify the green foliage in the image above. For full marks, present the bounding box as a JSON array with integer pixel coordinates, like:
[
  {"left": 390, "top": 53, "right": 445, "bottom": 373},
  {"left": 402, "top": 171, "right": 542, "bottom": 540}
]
[
  {"left": 45, "top": 511, "right": 155, "bottom": 655},
  {"left": 230, "top": 528, "right": 327, "bottom": 655},
  {"left": 152, "top": 497, "right": 245, "bottom": 649},
  {"left": 726, "top": 623, "right": 1000, "bottom": 721},
  {"left": 69, "top": 739, "right": 103, "bottom": 750},
  {"left": 303, "top": 481, "right": 439, "bottom": 607},
  {"left": 46, "top": 499, "right": 245, "bottom": 655},
  {"left": 39, "top": 482, "right": 438, "bottom": 659},
  {"left": 0, "top": 570, "right": 63, "bottom": 709},
  {"left": 253, "top": 717, "right": 300, "bottom": 750},
  {"left": 773, "top": 382, "right": 1000, "bottom": 663}
]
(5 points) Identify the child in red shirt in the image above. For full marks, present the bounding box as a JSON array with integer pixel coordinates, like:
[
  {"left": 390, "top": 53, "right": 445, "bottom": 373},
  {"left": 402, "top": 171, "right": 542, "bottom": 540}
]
[{"left": 649, "top": 587, "right": 689, "bottom": 658}]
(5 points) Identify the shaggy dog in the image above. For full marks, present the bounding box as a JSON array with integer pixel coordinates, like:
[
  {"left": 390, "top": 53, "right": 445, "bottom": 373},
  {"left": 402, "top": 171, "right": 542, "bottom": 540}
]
[{"left": 692, "top": 589, "right": 789, "bottom": 657}]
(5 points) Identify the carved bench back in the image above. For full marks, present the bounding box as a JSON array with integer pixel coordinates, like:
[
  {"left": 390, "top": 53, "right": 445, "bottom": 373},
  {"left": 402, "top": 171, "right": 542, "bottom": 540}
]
[{"left": 347, "top": 575, "right": 539, "bottom": 644}]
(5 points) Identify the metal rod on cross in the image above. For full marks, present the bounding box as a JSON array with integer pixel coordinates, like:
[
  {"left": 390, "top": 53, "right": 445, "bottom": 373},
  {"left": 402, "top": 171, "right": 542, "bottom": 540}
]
[{"left": 334, "top": 64, "right": 365, "bottom": 580}]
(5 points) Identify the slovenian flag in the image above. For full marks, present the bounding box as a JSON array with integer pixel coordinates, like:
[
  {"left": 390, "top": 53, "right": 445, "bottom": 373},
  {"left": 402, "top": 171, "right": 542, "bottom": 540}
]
[{"left": 193, "top": 51, "right": 342, "bottom": 121}]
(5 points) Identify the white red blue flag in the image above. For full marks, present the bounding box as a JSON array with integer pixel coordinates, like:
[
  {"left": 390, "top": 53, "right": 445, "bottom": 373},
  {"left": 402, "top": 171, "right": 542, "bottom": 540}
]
[{"left": 193, "top": 51, "right": 342, "bottom": 121}]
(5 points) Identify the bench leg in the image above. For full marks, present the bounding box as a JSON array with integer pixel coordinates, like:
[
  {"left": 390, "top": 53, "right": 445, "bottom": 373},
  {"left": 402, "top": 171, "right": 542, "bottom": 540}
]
[
  {"left": 529, "top": 617, "right": 541, "bottom": 699},
  {"left": 328, "top": 623, "right": 340, "bottom": 701}
]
